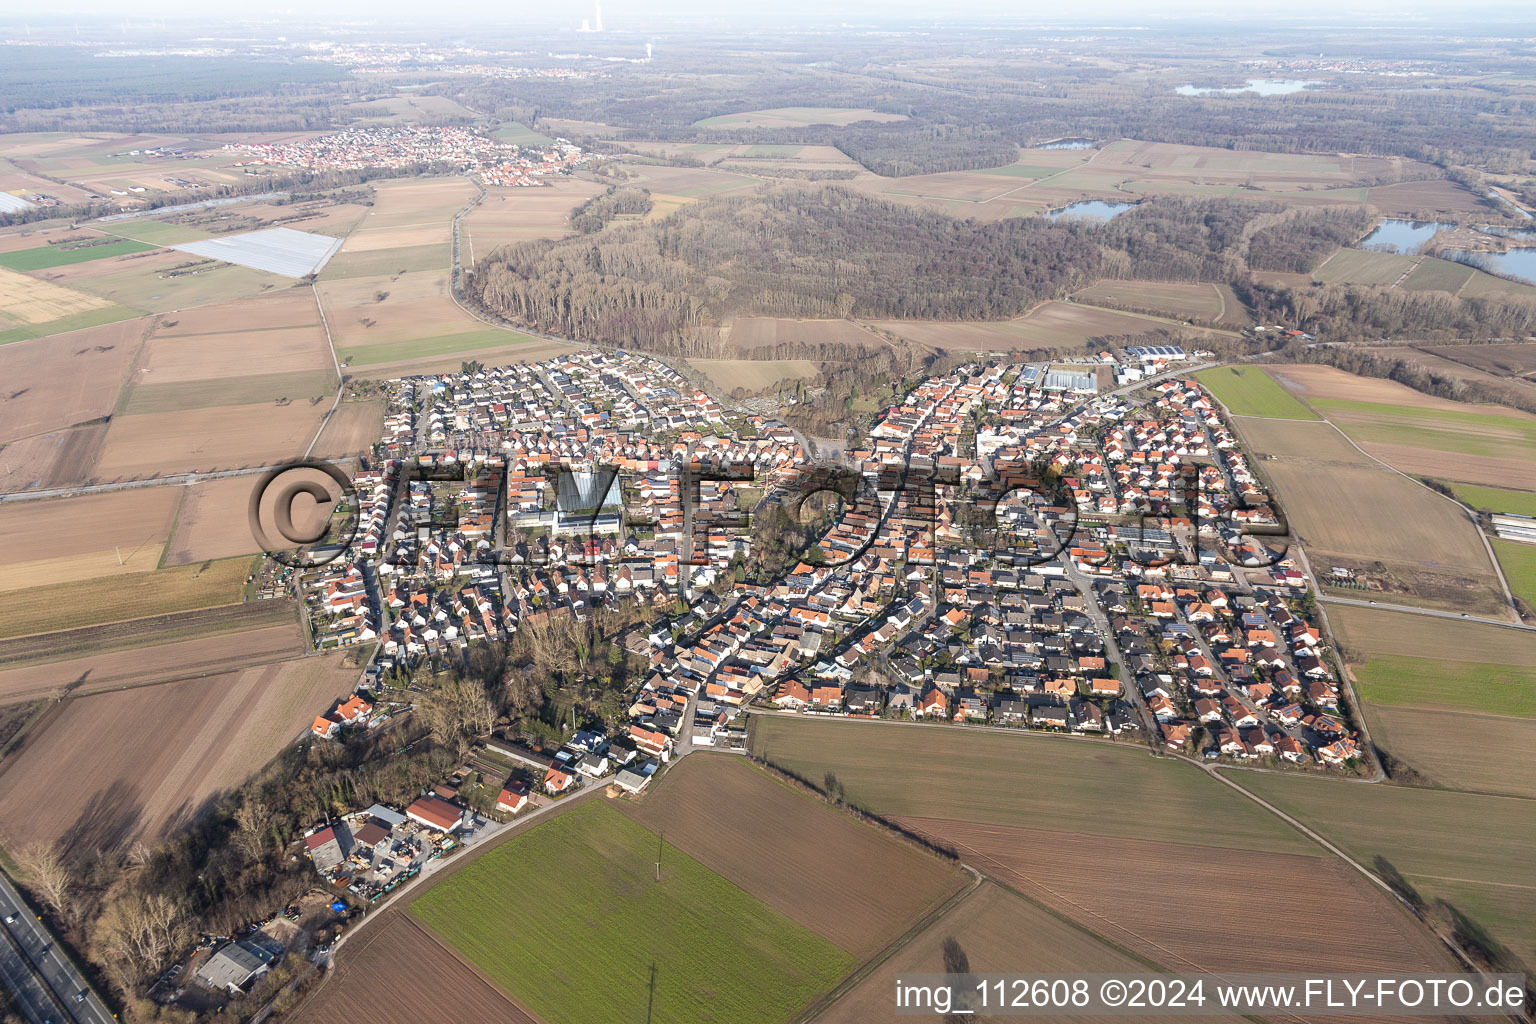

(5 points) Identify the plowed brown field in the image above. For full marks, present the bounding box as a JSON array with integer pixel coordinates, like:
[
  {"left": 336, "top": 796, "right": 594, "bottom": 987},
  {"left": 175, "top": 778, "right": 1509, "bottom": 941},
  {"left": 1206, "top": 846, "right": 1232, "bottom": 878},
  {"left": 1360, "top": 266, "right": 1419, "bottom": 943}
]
[
  {"left": 617, "top": 756, "right": 966, "bottom": 958},
  {"left": 0, "top": 654, "right": 356, "bottom": 856},
  {"left": 0, "top": 317, "right": 147, "bottom": 442},
  {"left": 295, "top": 912, "right": 539, "bottom": 1024},
  {"left": 894, "top": 818, "right": 1456, "bottom": 979}
]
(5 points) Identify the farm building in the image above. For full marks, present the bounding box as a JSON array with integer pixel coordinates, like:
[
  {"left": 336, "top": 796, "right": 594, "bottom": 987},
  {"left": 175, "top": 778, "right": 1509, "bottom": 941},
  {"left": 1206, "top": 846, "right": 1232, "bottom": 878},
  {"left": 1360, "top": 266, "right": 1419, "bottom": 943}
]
[
  {"left": 304, "top": 826, "right": 348, "bottom": 872},
  {"left": 406, "top": 795, "right": 463, "bottom": 832},
  {"left": 194, "top": 939, "right": 278, "bottom": 994},
  {"left": 1492, "top": 514, "right": 1536, "bottom": 544},
  {"left": 1125, "top": 345, "right": 1187, "bottom": 363}
]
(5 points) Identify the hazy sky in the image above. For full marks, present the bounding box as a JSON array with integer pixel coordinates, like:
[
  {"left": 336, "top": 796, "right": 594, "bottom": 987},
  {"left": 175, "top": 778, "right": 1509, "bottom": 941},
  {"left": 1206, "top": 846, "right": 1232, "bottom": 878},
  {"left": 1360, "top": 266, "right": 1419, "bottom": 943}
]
[{"left": 1, "top": 0, "right": 1533, "bottom": 26}]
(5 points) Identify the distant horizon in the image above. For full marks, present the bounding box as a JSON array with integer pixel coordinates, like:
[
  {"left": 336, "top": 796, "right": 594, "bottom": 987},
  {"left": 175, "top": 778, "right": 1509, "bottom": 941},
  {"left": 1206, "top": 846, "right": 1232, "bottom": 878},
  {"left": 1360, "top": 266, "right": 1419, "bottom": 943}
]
[{"left": 0, "top": 1, "right": 1532, "bottom": 31}]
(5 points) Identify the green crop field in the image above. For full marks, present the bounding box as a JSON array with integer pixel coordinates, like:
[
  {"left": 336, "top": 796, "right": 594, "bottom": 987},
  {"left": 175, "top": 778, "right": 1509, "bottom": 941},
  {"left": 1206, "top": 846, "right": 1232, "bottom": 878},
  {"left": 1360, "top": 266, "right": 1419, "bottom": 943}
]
[
  {"left": 0, "top": 239, "right": 156, "bottom": 271},
  {"left": 1312, "top": 399, "right": 1536, "bottom": 461},
  {"left": 1312, "top": 247, "right": 1417, "bottom": 285},
  {"left": 1196, "top": 366, "right": 1320, "bottom": 419},
  {"left": 749, "top": 716, "right": 1312, "bottom": 853},
  {"left": 1449, "top": 483, "right": 1536, "bottom": 517},
  {"left": 318, "top": 243, "right": 449, "bottom": 280},
  {"left": 0, "top": 556, "right": 258, "bottom": 640},
  {"left": 338, "top": 327, "right": 540, "bottom": 366},
  {"left": 1351, "top": 654, "right": 1536, "bottom": 717},
  {"left": 99, "top": 221, "right": 214, "bottom": 245},
  {"left": 411, "top": 800, "right": 853, "bottom": 1024},
  {"left": 1399, "top": 257, "right": 1475, "bottom": 293},
  {"left": 118, "top": 369, "right": 337, "bottom": 415},
  {"left": 1233, "top": 772, "right": 1536, "bottom": 966},
  {"left": 1491, "top": 538, "right": 1536, "bottom": 611},
  {"left": 492, "top": 122, "right": 554, "bottom": 146},
  {"left": 0, "top": 304, "right": 142, "bottom": 345}
]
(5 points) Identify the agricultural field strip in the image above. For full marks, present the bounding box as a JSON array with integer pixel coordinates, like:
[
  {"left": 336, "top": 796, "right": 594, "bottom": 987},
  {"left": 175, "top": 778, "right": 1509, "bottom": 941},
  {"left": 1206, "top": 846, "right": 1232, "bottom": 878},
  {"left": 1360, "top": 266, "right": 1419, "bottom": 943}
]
[
  {"left": 411, "top": 799, "right": 855, "bottom": 1024},
  {"left": 1224, "top": 382, "right": 1516, "bottom": 616}
]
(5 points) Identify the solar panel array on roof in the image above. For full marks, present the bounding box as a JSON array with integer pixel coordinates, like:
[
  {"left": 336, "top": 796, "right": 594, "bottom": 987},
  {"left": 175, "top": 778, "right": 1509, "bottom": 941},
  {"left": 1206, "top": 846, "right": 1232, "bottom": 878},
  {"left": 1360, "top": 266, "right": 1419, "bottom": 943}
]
[{"left": 1125, "top": 345, "right": 1186, "bottom": 361}]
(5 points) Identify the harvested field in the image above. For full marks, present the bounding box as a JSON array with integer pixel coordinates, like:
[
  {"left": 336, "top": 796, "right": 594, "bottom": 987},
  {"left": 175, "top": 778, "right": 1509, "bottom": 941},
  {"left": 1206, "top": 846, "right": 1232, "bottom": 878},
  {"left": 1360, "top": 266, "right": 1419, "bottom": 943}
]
[
  {"left": 1235, "top": 773, "right": 1536, "bottom": 969},
  {"left": 1426, "top": 342, "right": 1536, "bottom": 379},
  {"left": 317, "top": 243, "right": 449, "bottom": 281},
  {"left": 153, "top": 289, "right": 319, "bottom": 336},
  {"left": 172, "top": 227, "right": 342, "bottom": 278},
  {"left": 749, "top": 717, "right": 1310, "bottom": 854},
  {"left": 346, "top": 338, "right": 575, "bottom": 380},
  {"left": 134, "top": 314, "right": 333, "bottom": 389},
  {"left": 896, "top": 819, "right": 1454, "bottom": 978},
  {"left": 819, "top": 882, "right": 1157, "bottom": 1024},
  {"left": 0, "top": 265, "right": 115, "bottom": 323},
  {"left": 462, "top": 179, "right": 606, "bottom": 259},
  {"left": 1366, "top": 179, "right": 1492, "bottom": 218},
  {"left": 337, "top": 328, "right": 545, "bottom": 367},
  {"left": 340, "top": 177, "right": 477, "bottom": 253},
  {"left": 1332, "top": 602, "right": 1536, "bottom": 664},
  {"left": 0, "top": 316, "right": 148, "bottom": 442},
  {"left": 1260, "top": 457, "right": 1503, "bottom": 613},
  {"left": 412, "top": 799, "right": 854, "bottom": 1024},
  {"left": 869, "top": 317, "right": 1079, "bottom": 352},
  {"left": 1196, "top": 366, "right": 1318, "bottom": 419},
  {"left": 0, "top": 555, "right": 255, "bottom": 640},
  {"left": 0, "top": 621, "right": 304, "bottom": 705},
  {"left": 1312, "top": 247, "right": 1417, "bottom": 285},
  {"left": 1367, "top": 346, "right": 1536, "bottom": 407},
  {"left": 0, "top": 600, "right": 299, "bottom": 667},
  {"left": 1073, "top": 279, "right": 1246, "bottom": 325},
  {"left": 163, "top": 476, "right": 266, "bottom": 565},
  {"left": 1368, "top": 706, "right": 1536, "bottom": 798},
  {"left": 62, "top": 257, "right": 291, "bottom": 314},
  {"left": 312, "top": 399, "right": 385, "bottom": 459},
  {"left": 1234, "top": 416, "right": 1369, "bottom": 464},
  {"left": 295, "top": 912, "right": 536, "bottom": 1024},
  {"left": 0, "top": 487, "right": 182, "bottom": 591},
  {"left": 91, "top": 401, "right": 329, "bottom": 479},
  {"left": 98, "top": 220, "right": 214, "bottom": 245},
  {"left": 0, "top": 423, "right": 108, "bottom": 491},
  {"left": 121, "top": 370, "right": 336, "bottom": 415},
  {"left": 686, "top": 358, "right": 820, "bottom": 393},
  {"left": 614, "top": 165, "right": 759, "bottom": 198},
  {"left": 1361, "top": 443, "right": 1536, "bottom": 491},
  {"left": 318, "top": 269, "right": 476, "bottom": 351},
  {"left": 0, "top": 653, "right": 358, "bottom": 856},
  {"left": 1268, "top": 366, "right": 1536, "bottom": 488},
  {"left": 1304, "top": 400, "right": 1536, "bottom": 489},
  {"left": 726, "top": 317, "right": 884, "bottom": 352},
  {"left": 616, "top": 757, "right": 966, "bottom": 958},
  {"left": 694, "top": 107, "right": 907, "bottom": 128},
  {"left": 884, "top": 301, "right": 1232, "bottom": 352},
  {"left": 871, "top": 169, "right": 1038, "bottom": 203}
]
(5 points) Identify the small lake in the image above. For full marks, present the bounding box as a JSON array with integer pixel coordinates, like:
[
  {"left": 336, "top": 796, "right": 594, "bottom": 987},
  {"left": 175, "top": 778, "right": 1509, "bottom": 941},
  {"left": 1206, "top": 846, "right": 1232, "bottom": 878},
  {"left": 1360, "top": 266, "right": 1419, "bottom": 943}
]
[
  {"left": 1046, "top": 200, "right": 1136, "bottom": 222},
  {"left": 1175, "top": 79, "right": 1321, "bottom": 97},
  {"left": 1482, "top": 225, "right": 1536, "bottom": 243},
  {"left": 1357, "top": 219, "right": 1458, "bottom": 253},
  {"left": 1444, "top": 247, "right": 1536, "bottom": 285},
  {"left": 1034, "top": 138, "right": 1096, "bottom": 150}
]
